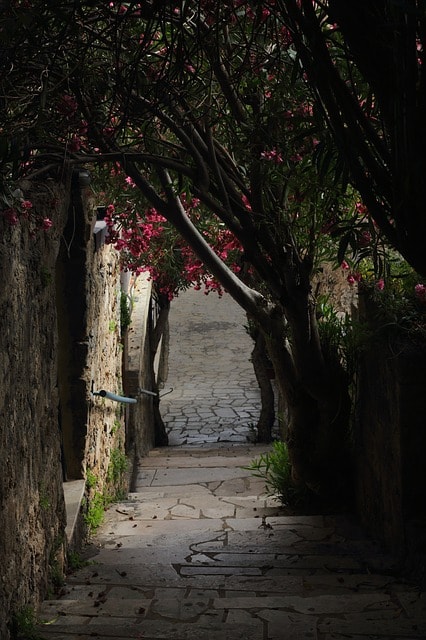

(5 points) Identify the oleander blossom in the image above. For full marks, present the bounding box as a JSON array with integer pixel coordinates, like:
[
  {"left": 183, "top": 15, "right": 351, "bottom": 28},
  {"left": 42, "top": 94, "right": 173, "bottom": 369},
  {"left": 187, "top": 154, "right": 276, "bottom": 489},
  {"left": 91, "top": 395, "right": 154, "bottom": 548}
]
[
  {"left": 415, "top": 283, "right": 426, "bottom": 303},
  {"left": 347, "top": 272, "right": 362, "bottom": 285},
  {"left": 376, "top": 278, "right": 385, "bottom": 291},
  {"left": 104, "top": 185, "right": 243, "bottom": 300},
  {"left": 260, "top": 148, "right": 283, "bottom": 164},
  {"left": 2, "top": 208, "right": 19, "bottom": 225}
]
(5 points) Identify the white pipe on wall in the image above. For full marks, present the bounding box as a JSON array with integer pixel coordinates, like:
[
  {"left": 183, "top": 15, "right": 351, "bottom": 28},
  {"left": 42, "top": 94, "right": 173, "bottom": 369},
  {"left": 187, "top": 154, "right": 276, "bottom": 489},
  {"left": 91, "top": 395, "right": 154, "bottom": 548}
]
[{"left": 92, "top": 389, "right": 137, "bottom": 404}]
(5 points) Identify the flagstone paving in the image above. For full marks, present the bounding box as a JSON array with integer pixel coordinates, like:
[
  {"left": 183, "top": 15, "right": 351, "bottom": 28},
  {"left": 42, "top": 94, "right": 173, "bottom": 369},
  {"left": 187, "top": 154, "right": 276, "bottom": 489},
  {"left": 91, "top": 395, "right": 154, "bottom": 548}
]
[
  {"left": 37, "top": 289, "right": 426, "bottom": 639},
  {"left": 159, "top": 288, "right": 267, "bottom": 445}
]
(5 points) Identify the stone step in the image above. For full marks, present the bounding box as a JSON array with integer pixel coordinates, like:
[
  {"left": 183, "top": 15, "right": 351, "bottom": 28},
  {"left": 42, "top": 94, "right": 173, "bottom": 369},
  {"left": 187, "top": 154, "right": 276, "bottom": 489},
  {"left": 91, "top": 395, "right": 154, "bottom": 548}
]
[
  {"left": 37, "top": 577, "right": 424, "bottom": 639},
  {"left": 133, "top": 464, "right": 258, "bottom": 488},
  {"left": 108, "top": 494, "right": 281, "bottom": 520}
]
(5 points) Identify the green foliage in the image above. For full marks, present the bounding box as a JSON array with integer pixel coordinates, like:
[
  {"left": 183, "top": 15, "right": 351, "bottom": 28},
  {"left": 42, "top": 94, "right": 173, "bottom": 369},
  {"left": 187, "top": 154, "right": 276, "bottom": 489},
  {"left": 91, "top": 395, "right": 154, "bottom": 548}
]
[
  {"left": 316, "top": 295, "right": 365, "bottom": 378},
  {"left": 49, "top": 561, "right": 65, "bottom": 590},
  {"left": 67, "top": 550, "right": 88, "bottom": 572},
  {"left": 85, "top": 469, "right": 97, "bottom": 490},
  {"left": 84, "top": 449, "right": 128, "bottom": 535},
  {"left": 108, "top": 319, "right": 117, "bottom": 333},
  {"left": 110, "top": 419, "right": 122, "bottom": 435},
  {"left": 245, "top": 441, "right": 307, "bottom": 506},
  {"left": 84, "top": 469, "right": 105, "bottom": 532},
  {"left": 107, "top": 448, "right": 128, "bottom": 487},
  {"left": 84, "top": 491, "right": 106, "bottom": 534},
  {"left": 360, "top": 276, "right": 426, "bottom": 341},
  {"left": 120, "top": 291, "right": 132, "bottom": 333},
  {"left": 10, "top": 606, "right": 44, "bottom": 640}
]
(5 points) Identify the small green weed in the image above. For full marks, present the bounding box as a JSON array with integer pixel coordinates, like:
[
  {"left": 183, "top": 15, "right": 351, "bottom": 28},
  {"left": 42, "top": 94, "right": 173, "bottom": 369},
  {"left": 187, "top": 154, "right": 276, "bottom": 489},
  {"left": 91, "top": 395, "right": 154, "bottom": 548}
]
[
  {"left": 110, "top": 419, "right": 122, "bottom": 435},
  {"left": 10, "top": 606, "right": 44, "bottom": 640},
  {"left": 50, "top": 560, "right": 65, "bottom": 589},
  {"left": 120, "top": 291, "right": 132, "bottom": 333},
  {"left": 67, "top": 550, "right": 88, "bottom": 572},
  {"left": 84, "top": 492, "right": 107, "bottom": 534},
  {"left": 107, "top": 448, "right": 128, "bottom": 486},
  {"left": 84, "top": 453, "right": 128, "bottom": 537},
  {"left": 245, "top": 440, "right": 307, "bottom": 506},
  {"left": 108, "top": 319, "right": 117, "bottom": 333},
  {"left": 85, "top": 469, "right": 97, "bottom": 490},
  {"left": 48, "top": 533, "right": 65, "bottom": 590}
]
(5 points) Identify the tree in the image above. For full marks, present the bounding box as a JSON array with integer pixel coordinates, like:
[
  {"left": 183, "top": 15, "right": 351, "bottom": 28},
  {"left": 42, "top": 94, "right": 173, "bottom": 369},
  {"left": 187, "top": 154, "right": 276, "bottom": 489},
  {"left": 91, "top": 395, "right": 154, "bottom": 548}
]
[
  {"left": 101, "top": 168, "right": 260, "bottom": 442},
  {"left": 275, "top": 0, "right": 426, "bottom": 278},
  {"left": 0, "top": 1, "right": 360, "bottom": 498}
]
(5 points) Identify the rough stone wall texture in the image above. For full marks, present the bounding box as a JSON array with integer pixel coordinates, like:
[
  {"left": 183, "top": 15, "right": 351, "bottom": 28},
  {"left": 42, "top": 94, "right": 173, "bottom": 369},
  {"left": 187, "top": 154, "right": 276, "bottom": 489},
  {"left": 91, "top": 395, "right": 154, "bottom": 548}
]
[
  {"left": 84, "top": 204, "right": 129, "bottom": 503},
  {"left": 0, "top": 179, "right": 69, "bottom": 639},
  {"left": 56, "top": 183, "right": 130, "bottom": 526},
  {"left": 355, "top": 292, "right": 426, "bottom": 559},
  {"left": 124, "top": 274, "right": 156, "bottom": 461},
  {"left": 0, "top": 176, "right": 153, "bottom": 639}
]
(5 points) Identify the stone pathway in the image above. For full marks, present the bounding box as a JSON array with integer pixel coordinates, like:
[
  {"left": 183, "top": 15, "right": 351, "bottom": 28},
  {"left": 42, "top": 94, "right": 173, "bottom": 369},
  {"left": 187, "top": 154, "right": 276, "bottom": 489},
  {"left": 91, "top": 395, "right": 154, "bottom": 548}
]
[
  {"left": 160, "top": 288, "right": 265, "bottom": 446},
  {"left": 37, "top": 289, "right": 426, "bottom": 639}
]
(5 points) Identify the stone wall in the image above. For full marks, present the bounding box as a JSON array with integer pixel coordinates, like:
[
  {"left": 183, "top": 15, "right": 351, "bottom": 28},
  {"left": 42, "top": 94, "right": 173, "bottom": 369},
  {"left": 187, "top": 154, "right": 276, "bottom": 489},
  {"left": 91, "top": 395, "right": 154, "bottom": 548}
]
[
  {"left": 0, "top": 175, "right": 155, "bottom": 638},
  {"left": 0, "top": 178, "right": 69, "bottom": 639},
  {"left": 56, "top": 180, "right": 133, "bottom": 536},
  {"left": 124, "top": 274, "right": 156, "bottom": 461},
  {"left": 355, "top": 292, "right": 426, "bottom": 562}
]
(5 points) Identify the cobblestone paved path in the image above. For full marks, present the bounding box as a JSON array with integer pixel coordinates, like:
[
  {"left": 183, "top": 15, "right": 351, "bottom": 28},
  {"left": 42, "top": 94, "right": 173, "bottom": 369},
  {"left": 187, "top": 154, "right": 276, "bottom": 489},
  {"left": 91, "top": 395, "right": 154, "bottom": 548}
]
[
  {"left": 160, "top": 288, "right": 263, "bottom": 445},
  {"left": 37, "top": 289, "right": 426, "bottom": 639}
]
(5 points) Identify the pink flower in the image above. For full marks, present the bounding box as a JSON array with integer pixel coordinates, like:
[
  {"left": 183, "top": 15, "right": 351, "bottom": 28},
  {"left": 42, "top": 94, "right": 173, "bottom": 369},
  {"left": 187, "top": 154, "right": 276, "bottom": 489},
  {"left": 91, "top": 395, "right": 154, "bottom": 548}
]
[
  {"left": 68, "top": 135, "right": 82, "bottom": 152},
  {"left": 341, "top": 260, "right": 350, "bottom": 270},
  {"left": 260, "top": 148, "right": 283, "bottom": 164},
  {"left": 415, "top": 283, "right": 426, "bottom": 302},
  {"left": 42, "top": 218, "right": 53, "bottom": 230},
  {"left": 241, "top": 195, "right": 252, "bottom": 211},
  {"left": 78, "top": 120, "right": 88, "bottom": 135},
  {"left": 358, "top": 230, "right": 371, "bottom": 247},
  {"left": 3, "top": 208, "right": 19, "bottom": 225},
  {"left": 355, "top": 202, "right": 368, "bottom": 216},
  {"left": 21, "top": 200, "right": 33, "bottom": 210},
  {"left": 57, "top": 94, "right": 78, "bottom": 118},
  {"left": 347, "top": 272, "right": 362, "bottom": 285},
  {"left": 376, "top": 278, "right": 385, "bottom": 291}
]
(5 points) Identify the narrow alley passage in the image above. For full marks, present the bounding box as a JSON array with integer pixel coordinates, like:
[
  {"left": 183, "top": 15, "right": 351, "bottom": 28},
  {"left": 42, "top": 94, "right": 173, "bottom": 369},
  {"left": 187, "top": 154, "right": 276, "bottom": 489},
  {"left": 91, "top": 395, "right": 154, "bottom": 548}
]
[
  {"left": 37, "top": 289, "right": 426, "bottom": 639},
  {"left": 160, "top": 287, "right": 264, "bottom": 446}
]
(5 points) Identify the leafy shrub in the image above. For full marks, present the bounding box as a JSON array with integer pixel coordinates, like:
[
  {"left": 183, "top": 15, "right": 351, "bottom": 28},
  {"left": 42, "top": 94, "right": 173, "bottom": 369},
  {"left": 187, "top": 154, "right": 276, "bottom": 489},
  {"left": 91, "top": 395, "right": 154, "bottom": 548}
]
[
  {"left": 84, "top": 492, "right": 106, "bottom": 534},
  {"left": 245, "top": 440, "right": 307, "bottom": 506}
]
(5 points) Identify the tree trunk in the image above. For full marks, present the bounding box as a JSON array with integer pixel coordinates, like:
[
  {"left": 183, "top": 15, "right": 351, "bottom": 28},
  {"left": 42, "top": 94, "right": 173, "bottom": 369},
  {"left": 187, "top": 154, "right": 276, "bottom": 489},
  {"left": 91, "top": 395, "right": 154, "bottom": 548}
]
[
  {"left": 128, "top": 163, "right": 353, "bottom": 496},
  {"left": 149, "top": 293, "right": 170, "bottom": 447},
  {"left": 152, "top": 390, "right": 168, "bottom": 447},
  {"left": 264, "top": 311, "right": 353, "bottom": 501},
  {"left": 248, "top": 319, "right": 275, "bottom": 442}
]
